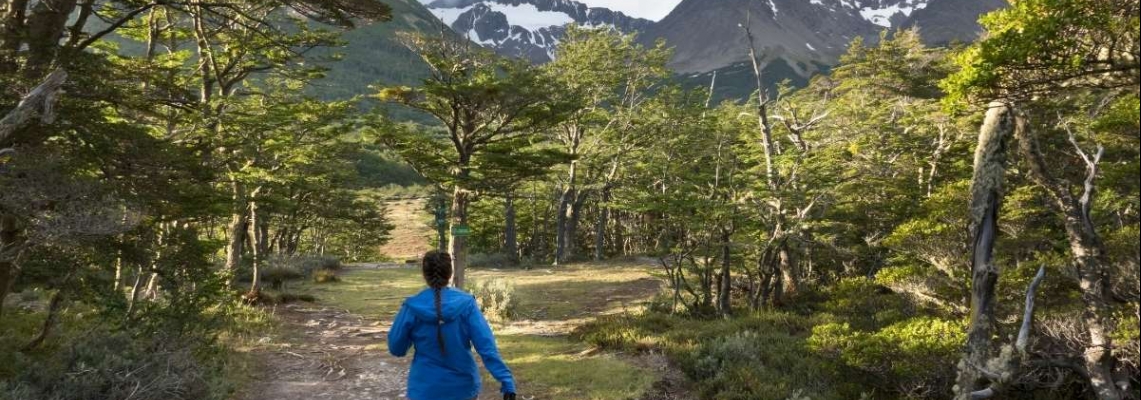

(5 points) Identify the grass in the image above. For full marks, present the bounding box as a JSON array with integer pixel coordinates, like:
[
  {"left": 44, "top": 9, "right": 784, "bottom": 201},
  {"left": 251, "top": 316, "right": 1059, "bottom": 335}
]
[
  {"left": 289, "top": 259, "right": 664, "bottom": 400},
  {"left": 292, "top": 267, "right": 424, "bottom": 320},
  {"left": 490, "top": 334, "right": 657, "bottom": 400}
]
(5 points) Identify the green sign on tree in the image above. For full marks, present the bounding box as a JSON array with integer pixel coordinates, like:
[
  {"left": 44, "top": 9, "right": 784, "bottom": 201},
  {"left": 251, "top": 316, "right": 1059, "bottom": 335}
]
[{"left": 451, "top": 225, "right": 472, "bottom": 237}]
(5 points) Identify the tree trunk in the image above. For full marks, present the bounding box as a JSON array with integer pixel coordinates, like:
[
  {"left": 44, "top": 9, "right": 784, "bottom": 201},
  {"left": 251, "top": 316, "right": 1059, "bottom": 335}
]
[
  {"left": 556, "top": 158, "right": 579, "bottom": 265},
  {"left": 0, "top": 0, "right": 31, "bottom": 73},
  {"left": 1016, "top": 118, "right": 1123, "bottom": 400},
  {"left": 23, "top": 0, "right": 77, "bottom": 77},
  {"left": 555, "top": 187, "right": 575, "bottom": 265},
  {"left": 717, "top": 230, "right": 732, "bottom": 316},
  {"left": 742, "top": 19, "right": 777, "bottom": 191},
  {"left": 567, "top": 195, "right": 585, "bottom": 261},
  {"left": 126, "top": 265, "right": 144, "bottom": 318},
  {"left": 594, "top": 189, "right": 610, "bottom": 261},
  {"left": 450, "top": 186, "right": 469, "bottom": 289},
  {"left": 248, "top": 200, "right": 263, "bottom": 296},
  {"left": 0, "top": 213, "right": 22, "bottom": 319},
  {"left": 142, "top": 272, "right": 159, "bottom": 301},
  {"left": 224, "top": 183, "right": 248, "bottom": 287},
  {"left": 504, "top": 192, "right": 518, "bottom": 263},
  {"left": 955, "top": 102, "right": 1017, "bottom": 400},
  {"left": 776, "top": 243, "right": 798, "bottom": 297}
]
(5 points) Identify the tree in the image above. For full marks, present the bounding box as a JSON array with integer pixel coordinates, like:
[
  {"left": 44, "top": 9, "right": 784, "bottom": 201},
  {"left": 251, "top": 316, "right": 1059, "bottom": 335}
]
[
  {"left": 377, "top": 33, "right": 571, "bottom": 288},
  {"left": 542, "top": 25, "right": 670, "bottom": 264},
  {"left": 945, "top": 1, "right": 1140, "bottom": 398}
]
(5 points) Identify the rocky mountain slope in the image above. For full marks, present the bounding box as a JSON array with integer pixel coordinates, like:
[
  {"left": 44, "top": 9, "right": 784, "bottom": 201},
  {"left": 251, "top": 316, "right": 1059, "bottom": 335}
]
[
  {"left": 421, "top": 0, "right": 652, "bottom": 62},
  {"left": 303, "top": 0, "right": 1006, "bottom": 109},
  {"left": 645, "top": 0, "right": 1001, "bottom": 75},
  {"left": 898, "top": 0, "right": 1007, "bottom": 45}
]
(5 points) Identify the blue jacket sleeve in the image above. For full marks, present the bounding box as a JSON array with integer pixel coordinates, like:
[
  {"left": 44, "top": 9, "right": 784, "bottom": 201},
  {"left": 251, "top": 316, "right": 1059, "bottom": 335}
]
[
  {"left": 388, "top": 302, "right": 413, "bottom": 357},
  {"left": 466, "top": 299, "right": 516, "bottom": 393}
]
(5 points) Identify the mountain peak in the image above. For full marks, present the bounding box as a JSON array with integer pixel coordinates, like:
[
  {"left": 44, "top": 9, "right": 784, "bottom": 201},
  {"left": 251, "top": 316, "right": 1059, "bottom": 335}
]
[
  {"left": 423, "top": 0, "right": 652, "bottom": 62},
  {"left": 649, "top": 0, "right": 1003, "bottom": 74}
]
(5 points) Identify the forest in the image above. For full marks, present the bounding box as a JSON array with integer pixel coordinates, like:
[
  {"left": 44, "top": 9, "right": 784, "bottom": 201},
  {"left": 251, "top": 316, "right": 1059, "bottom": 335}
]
[{"left": 1, "top": 0, "right": 1139, "bottom": 399}]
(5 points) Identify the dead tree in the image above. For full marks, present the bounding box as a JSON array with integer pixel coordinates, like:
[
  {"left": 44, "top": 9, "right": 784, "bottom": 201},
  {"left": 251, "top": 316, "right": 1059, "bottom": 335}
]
[
  {"left": 955, "top": 102, "right": 1018, "bottom": 400},
  {"left": 968, "top": 266, "right": 1047, "bottom": 399},
  {"left": 1017, "top": 117, "right": 1126, "bottom": 400},
  {"left": 0, "top": 69, "right": 66, "bottom": 144}
]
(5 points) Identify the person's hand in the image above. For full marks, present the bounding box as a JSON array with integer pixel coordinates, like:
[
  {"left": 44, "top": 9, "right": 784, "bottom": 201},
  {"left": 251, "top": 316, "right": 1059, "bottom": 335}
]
[{"left": 503, "top": 393, "right": 516, "bottom": 400}]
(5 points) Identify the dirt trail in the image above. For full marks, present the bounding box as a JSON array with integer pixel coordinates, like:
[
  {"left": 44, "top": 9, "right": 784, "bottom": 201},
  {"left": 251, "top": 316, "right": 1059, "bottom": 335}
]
[
  {"left": 242, "top": 261, "right": 689, "bottom": 400},
  {"left": 242, "top": 304, "right": 412, "bottom": 400}
]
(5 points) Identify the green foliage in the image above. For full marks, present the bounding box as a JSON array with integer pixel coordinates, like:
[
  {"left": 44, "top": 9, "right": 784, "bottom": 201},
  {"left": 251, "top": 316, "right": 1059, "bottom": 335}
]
[
  {"left": 575, "top": 310, "right": 863, "bottom": 400},
  {"left": 942, "top": 0, "right": 1139, "bottom": 103},
  {"left": 372, "top": 33, "right": 576, "bottom": 193},
  {"left": 818, "top": 279, "right": 918, "bottom": 331},
  {"left": 688, "top": 330, "right": 841, "bottom": 400},
  {"left": 808, "top": 318, "right": 965, "bottom": 398}
]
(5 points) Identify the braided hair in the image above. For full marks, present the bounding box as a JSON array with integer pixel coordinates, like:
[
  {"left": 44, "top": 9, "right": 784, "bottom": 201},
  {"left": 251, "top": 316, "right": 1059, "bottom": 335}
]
[{"left": 421, "top": 251, "right": 453, "bottom": 355}]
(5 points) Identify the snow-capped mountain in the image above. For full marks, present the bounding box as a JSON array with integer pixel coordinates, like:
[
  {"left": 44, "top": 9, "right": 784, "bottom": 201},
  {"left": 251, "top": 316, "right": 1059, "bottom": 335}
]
[
  {"left": 644, "top": 0, "right": 1003, "bottom": 75},
  {"left": 423, "top": 0, "right": 652, "bottom": 62}
]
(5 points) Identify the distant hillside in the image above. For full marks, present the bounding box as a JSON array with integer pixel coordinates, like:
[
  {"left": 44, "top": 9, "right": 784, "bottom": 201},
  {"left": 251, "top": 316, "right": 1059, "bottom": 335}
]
[
  {"left": 305, "top": 0, "right": 448, "bottom": 121},
  {"left": 680, "top": 59, "right": 831, "bottom": 105}
]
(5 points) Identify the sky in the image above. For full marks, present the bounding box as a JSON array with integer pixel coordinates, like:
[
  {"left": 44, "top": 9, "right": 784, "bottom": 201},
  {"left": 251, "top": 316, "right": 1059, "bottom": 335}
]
[{"left": 575, "top": 0, "right": 682, "bottom": 21}]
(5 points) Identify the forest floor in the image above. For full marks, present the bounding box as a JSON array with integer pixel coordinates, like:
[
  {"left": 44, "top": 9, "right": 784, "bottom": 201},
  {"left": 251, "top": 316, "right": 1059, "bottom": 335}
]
[{"left": 239, "top": 260, "right": 687, "bottom": 400}]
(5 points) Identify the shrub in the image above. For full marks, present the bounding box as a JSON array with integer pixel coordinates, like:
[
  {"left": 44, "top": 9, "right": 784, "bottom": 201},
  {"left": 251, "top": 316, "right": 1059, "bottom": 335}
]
[
  {"left": 685, "top": 330, "right": 842, "bottom": 400},
  {"left": 261, "top": 265, "right": 303, "bottom": 290},
  {"left": 312, "top": 269, "right": 339, "bottom": 283},
  {"left": 468, "top": 278, "right": 518, "bottom": 323},
  {"left": 290, "top": 255, "right": 342, "bottom": 276},
  {"left": 2, "top": 330, "right": 217, "bottom": 400},
  {"left": 468, "top": 253, "right": 517, "bottom": 268},
  {"left": 807, "top": 317, "right": 965, "bottom": 398},
  {"left": 819, "top": 278, "right": 917, "bottom": 330}
]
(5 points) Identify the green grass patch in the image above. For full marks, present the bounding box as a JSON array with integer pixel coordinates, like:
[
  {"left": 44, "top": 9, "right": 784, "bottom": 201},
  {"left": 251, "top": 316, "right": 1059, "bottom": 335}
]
[
  {"left": 490, "top": 334, "right": 657, "bottom": 400},
  {"left": 292, "top": 267, "right": 424, "bottom": 320}
]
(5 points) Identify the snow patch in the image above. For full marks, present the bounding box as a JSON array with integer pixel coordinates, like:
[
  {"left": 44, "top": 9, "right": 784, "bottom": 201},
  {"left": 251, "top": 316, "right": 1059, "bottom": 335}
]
[
  {"left": 431, "top": 4, "right": 476, "bottom": 27},
  {"left": 859, "top": 5, "right": 908, "bottom": 28},
  {"left": 854, "top": 1, "right": 930, "bottom": 28},
  {"left": 429, "top": 1, "right": 575, "bottom": 31},
  {"left": 806, "top": 42, "right": 816, "bottom": 51},
  {"left": 484, "top": 2, "right": 575, "bottom": 31}
]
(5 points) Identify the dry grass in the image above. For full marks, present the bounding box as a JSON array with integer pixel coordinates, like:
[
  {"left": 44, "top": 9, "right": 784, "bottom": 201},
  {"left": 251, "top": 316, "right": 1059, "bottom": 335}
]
[{"left": 377, "top": 198, "right": 433, "bottom": 261}]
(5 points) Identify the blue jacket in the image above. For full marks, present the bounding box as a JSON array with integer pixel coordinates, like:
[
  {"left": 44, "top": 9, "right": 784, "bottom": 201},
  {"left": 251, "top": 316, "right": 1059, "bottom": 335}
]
[{"left": 388, "top": 287, "right": 516, "bottom": 400}]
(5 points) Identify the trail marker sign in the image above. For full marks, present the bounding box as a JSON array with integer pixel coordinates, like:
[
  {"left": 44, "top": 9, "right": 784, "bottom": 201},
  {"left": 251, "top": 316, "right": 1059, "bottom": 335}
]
[{"left": 451, "top": 225, "right": 472, "bottom": 237}]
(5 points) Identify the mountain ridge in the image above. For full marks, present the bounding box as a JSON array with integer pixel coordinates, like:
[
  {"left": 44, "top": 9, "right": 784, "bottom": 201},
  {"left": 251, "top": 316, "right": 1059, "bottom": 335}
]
[{"left": 422, "top": 0, "right": 652, "bottom": 62}]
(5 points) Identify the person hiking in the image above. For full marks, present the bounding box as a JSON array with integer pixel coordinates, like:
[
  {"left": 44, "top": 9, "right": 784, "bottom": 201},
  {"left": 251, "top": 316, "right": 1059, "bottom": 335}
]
[{"left": 388, "top": 250, "right": 518, "bottom": 400}]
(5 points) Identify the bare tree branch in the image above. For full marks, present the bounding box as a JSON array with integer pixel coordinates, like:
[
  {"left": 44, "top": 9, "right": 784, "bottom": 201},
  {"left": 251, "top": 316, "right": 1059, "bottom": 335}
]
[{"left": 0, "top": 69, "right": 67, "bottom": 145}]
